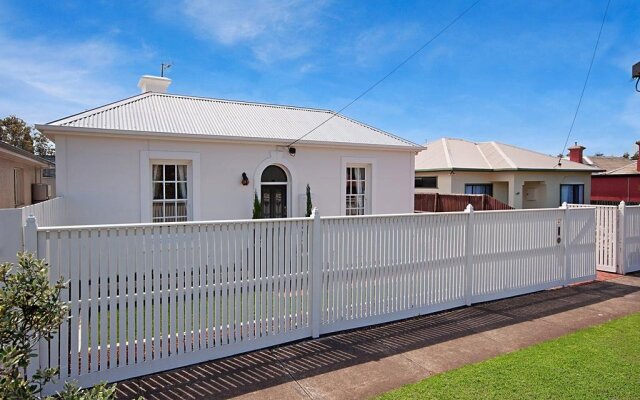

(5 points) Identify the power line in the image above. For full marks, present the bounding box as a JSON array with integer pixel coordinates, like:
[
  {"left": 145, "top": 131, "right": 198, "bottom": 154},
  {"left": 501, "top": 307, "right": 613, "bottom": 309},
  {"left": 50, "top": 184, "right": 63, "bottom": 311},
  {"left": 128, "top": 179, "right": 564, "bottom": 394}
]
[
  {"left": 287, "top": 0, "right": 482, "bottom": 148},
  {"left": 558, "top": 0, "right": 611, "bottom": 165}
]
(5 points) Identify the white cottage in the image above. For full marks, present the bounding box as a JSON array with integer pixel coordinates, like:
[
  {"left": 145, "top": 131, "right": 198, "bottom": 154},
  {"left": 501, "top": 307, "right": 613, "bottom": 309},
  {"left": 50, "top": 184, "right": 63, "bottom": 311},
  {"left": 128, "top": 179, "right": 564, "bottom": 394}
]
[{"left": 36, "top": 76, "right": 421, "bottom": 225}]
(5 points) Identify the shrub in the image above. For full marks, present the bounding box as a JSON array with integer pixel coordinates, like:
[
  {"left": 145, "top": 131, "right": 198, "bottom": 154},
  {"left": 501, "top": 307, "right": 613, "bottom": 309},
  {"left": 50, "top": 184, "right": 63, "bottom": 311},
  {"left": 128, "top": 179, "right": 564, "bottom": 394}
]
[
  {"left": 305, "top": 184, "right": 313, "bottom": 217},
  {"left": 252, "top": 191, "right": 263, "bottom": 219},
  {"left": 0, "top": 253, "right": 115, "bottom": 399}
]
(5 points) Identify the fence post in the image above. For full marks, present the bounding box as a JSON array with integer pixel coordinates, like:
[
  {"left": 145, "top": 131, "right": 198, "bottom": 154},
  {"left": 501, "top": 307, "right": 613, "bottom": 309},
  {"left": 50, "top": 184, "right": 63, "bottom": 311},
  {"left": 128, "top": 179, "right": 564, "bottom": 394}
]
[
  {"left": 23, "top": 215, "right": 38, "bottom": 256},
  {"left": 618, "top": 201, "right": 626, "bottom": 274},
  {"left": 310, "top": 208, "right": 322, "bottom": 338},
  {"left": 560, "top": 202, "right": 571, "bottom": 285},
  {"left": 464, "top": 204, "right": 474, "bottom": 306}
]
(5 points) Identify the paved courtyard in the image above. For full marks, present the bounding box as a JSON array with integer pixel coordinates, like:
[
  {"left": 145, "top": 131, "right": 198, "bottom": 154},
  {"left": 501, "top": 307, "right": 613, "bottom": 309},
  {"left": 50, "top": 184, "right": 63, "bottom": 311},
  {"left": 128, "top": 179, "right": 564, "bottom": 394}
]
[{"left": 116, "top": 273, "right": 640, "bottom": 400}]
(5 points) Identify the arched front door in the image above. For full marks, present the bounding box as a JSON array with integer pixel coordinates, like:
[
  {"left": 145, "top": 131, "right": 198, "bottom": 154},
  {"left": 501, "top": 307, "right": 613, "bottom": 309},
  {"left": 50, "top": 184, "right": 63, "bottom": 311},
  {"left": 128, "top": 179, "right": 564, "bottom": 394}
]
[{"left": 261, "top": 165, "right": 287, "bottom": 218}]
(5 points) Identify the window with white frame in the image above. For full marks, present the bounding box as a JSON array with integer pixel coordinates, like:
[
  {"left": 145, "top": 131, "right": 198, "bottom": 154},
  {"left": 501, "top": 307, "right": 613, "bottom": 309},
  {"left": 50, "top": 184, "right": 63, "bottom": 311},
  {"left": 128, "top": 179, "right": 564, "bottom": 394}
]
[
  {"left": 346, "top": 165, "right": 368, "bottom": 215},
  {"left": 13, "top": 168, "right": 24, "bottom": 207},
  {"left": 152, "top": 163, "right": 189, "bottom": 222}
]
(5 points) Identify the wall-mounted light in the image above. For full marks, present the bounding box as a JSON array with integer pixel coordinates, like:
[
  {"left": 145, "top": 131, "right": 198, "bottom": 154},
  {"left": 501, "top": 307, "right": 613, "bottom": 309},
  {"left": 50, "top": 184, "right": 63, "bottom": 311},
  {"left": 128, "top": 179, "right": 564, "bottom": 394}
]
[
  {"left": 288, "top": 147, "right": 296, "bottom": 157},
  {"left": 241, "top": 172, "right": 250, "bottom": 186}
]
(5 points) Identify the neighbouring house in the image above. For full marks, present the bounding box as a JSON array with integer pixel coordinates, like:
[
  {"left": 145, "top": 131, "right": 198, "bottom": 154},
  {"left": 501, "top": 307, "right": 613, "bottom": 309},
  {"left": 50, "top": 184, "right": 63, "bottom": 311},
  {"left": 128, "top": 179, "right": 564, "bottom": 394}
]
[
  {"left": 0, "top": 141, "right": 54, "bottom": 209},
  {"left": 35, "top": 75, "right": 421, "bottom": 225},
  {"left": 414, "top": 138, "right": 601, "bottom": 209},
  {"left": 575, "top": 141, "right": 640, "bottom": 204}
]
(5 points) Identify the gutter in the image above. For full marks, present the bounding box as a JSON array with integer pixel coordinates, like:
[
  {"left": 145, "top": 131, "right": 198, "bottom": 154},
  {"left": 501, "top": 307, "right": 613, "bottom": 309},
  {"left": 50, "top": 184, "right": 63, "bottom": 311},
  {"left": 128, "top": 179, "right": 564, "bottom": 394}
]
[{"left": 36, "top": 125, "right": 425, "bottom": 153}]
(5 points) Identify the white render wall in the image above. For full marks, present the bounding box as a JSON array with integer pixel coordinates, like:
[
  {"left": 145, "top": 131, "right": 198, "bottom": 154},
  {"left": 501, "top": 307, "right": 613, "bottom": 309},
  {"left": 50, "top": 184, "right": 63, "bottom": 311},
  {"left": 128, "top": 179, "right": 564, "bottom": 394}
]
[{"left": 54, "top": 133, "right": 415, "bottom": 225}]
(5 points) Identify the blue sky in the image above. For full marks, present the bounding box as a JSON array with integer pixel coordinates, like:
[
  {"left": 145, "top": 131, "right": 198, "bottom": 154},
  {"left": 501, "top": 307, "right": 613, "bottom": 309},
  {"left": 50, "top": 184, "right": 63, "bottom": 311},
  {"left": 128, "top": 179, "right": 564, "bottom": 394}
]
[{"left": 0, "top": 0, "right": 638, "bottom": 156}]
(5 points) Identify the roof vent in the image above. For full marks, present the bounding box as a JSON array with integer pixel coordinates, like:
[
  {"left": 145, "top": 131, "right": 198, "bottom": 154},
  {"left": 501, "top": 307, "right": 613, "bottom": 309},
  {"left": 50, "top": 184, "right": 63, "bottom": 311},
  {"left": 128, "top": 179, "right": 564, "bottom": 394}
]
[{"left": 137, "top": 75, "right": 171, "bottom": 94}]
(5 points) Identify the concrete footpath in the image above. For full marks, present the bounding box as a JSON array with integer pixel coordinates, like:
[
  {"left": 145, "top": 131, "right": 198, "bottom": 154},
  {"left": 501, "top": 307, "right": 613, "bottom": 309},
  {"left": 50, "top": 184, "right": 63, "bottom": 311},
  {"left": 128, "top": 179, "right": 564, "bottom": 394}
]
[{"left": 116, "top": 273, "right": 640, "bottom": 400}]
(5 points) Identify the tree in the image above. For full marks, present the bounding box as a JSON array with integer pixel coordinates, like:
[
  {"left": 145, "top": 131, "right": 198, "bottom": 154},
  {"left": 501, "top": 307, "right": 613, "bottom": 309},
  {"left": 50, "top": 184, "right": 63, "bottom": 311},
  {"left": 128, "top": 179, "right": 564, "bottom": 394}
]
[
  {"left": 0, "top": 253, "right": 115, "bottom": 399},
  {"left": 623, "top": 152, "right": 630, "bottom": 159},
  {"left": 632, "top": 151, "right": 639, "bottom": 161},
  {"left": 594, "top": 152, "right": 604, "bottom": 156},
  {"left": 0, "top": 116, "right": 33, "bottom": 152},
  {"left": 305, "top": 184, "right": 313, "bottom": 217},
  {"left": 0, "top": 116, "right": 54, "bottom": 156},
  {"left": 32, "top": 132, "right": 54, "bottom": 157}
]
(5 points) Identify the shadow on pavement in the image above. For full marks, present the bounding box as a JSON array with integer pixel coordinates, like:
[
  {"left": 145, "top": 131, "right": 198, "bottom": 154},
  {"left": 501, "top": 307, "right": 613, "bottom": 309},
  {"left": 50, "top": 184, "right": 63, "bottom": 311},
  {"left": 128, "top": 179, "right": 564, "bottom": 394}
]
[{"left": 116, "top": 275, "right": 639, "bottom": 399}]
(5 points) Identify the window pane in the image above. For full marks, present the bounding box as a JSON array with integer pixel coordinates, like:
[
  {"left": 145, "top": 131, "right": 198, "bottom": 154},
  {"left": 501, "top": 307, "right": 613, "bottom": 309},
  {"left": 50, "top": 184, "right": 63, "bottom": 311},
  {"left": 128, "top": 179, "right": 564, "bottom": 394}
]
[
  {"left": 176, "top": 201, "right": 187, "bottom": 218},
  {"left": 415, "top": 176, "right": 437, "bottom": 188},
  {"left": 261, "top": 165, "right": 287, "bottom": 182},
  {"left": 577, "top": 185, "right": 584, "bottom": 204},
  {"left": 465, "top": 184, "right": 492, "bottom": 196},
  {"left": 153, "top": 183, "right": 163, "bottom": 200},
  {"left": 152, "top": 165, "right": 163, "bottom": 181},
  {"left": 165, "top": 183, "right": 176, "bottom": 199},
  {"left": 262, "top": 191, "right": 272, "bottom": 218},
  {"left": 177, "top": 165, "right": 187, "bottom": 181},
  {"left": 560, "top": 185, "right": 572, "bottom": 203},
  {"left": 165, "top": 165, "right": 176, "bottom": 181},
  {"left": 153, "top": 202, "right": 164, "bottom": 219},
  {"left": 177, "top": 182, "right": 187, "bottom": 199},
  {"left": 165, "top": 202, "right": 176, "bottom": 218}
]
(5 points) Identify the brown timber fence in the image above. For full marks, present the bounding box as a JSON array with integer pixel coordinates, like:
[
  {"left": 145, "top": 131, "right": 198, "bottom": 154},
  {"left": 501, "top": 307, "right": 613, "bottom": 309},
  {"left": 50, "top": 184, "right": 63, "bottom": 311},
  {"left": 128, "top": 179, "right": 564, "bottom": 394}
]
[{"left": 415, "top": 193, "right": 513, "bottom": 213}]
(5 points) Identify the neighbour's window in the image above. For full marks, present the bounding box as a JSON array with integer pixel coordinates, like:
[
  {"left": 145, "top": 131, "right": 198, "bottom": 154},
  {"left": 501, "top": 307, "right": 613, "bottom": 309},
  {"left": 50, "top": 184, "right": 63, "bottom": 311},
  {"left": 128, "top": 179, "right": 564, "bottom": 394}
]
[
  {"left": 346, "top": 166, "right": 368, "bottom": 215},
  {"left": 415, "top": 176, "right": 437, "bottom": 188},
  {"left": 13, "top": 168, "right": 24, "bottom": 207},
  {"left": 465, "top": 183, "right": 493, "bottom": 196},
  {"left": 42, "top": 168, "right": 56, "bottom": 178},
  {"left": 560, "top": 184, "right": 584, "bottom": 205},
  {"left": 152, "top": 163, "right": 189, "bottom": 222}
]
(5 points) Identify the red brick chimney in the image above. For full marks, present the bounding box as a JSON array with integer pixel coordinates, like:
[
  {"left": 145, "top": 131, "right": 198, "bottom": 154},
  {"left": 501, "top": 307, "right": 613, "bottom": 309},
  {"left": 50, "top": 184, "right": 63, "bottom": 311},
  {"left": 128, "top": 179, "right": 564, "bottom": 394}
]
[
  {"left": 568, "top": 142, "right": 585, "bottom": 164},
  {"left": 636, "top": 141, "right": 640, "bottom": 172}
]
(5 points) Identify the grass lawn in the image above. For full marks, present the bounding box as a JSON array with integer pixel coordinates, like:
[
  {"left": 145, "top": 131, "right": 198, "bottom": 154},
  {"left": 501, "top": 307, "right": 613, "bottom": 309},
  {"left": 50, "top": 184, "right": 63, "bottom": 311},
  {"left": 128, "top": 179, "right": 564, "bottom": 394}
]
[{"left": 377, "top": 313, "right": 640, "bottom": 400}]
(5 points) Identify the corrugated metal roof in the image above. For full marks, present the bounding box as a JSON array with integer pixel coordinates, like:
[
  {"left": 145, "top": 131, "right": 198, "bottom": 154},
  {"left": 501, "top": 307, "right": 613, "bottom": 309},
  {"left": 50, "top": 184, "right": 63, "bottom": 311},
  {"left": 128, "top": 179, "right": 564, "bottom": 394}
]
[
  {"left": 416, "top": 138, "right": 601, "bottom": 172},
  {"left": 44, "top": 92, "right": 420, "bottom": 149},
  {"left": 585, "top": 156, "right": 637, "bottom": 174}
]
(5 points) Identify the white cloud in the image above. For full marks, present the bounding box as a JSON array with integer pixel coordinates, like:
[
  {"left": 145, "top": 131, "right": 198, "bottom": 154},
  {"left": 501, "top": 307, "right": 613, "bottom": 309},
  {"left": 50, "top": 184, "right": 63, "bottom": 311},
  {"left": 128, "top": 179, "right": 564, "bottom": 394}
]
[
  {"left": 0, "top": 35, "right": 124, "bottom": 105},
  {"left": 0, "top": 30, "right": 155, "bottom": 124},
  {"left": 178, "top": 0, "right": 330, "bottom": 64}
]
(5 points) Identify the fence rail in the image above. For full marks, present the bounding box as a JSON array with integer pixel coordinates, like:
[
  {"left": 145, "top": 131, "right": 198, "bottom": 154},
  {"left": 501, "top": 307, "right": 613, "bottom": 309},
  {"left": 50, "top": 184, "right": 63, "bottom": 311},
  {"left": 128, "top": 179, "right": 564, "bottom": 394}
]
[{"left": 25, "top": 206, "right": 596, "bottom": 393}]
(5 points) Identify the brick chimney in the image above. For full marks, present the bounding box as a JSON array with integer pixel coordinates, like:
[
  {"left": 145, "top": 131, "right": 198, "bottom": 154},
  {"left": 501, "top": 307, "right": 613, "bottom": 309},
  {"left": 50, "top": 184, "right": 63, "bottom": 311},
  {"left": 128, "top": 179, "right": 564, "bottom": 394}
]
[
  {"left": 568, "top": 142, "right": 585, "bottom": 164},
  {"left": 636, "top": 141, "right": 640, "bottom": 172}
]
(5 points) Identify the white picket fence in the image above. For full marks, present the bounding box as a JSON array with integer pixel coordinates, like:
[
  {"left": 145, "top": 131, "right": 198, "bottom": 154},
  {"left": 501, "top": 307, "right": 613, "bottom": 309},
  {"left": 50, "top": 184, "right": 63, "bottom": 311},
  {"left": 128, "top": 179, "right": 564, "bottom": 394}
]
[
  {"left": 24, "top": 206, "right": 596, "bottom": 393},
  {"left": 21, "top": 196, "right": 66, "bottom": 227},
  {"left": 569, "top": 202, "right": 640, "bottom": 274},
  {"left": 0, "top": 197, "right": 65, "bottom": 264}
]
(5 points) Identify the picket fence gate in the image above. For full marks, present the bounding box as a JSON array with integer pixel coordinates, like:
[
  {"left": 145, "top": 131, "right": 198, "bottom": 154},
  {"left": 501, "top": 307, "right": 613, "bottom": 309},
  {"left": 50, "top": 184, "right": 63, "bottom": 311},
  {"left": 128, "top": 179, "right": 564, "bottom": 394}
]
[
  {"left": 23, "top": 205, "right": 596, "bottom": 394},
  {"left": 569, "top": 202, "right": 640, "bottom": 274}
]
